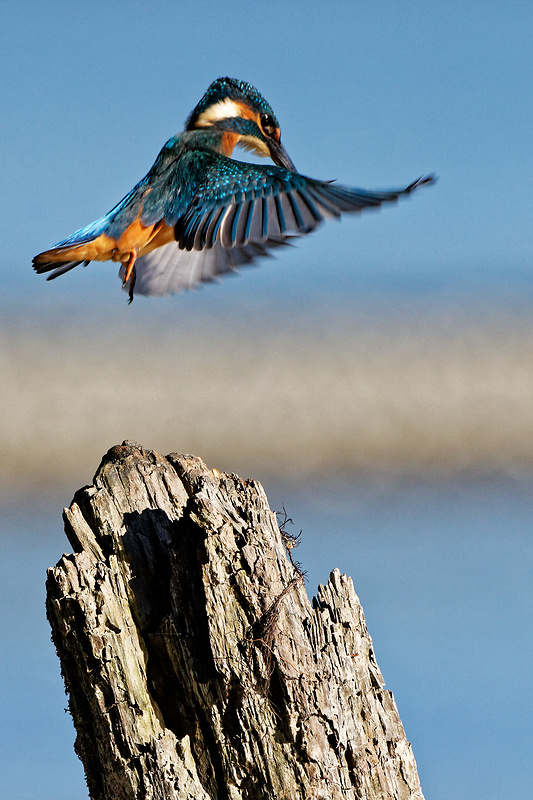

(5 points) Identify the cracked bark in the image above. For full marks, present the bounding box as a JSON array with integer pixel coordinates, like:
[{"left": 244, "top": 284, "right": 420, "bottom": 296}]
[{"left": 46, "top": 441, "right": 424, "bottom": 800}]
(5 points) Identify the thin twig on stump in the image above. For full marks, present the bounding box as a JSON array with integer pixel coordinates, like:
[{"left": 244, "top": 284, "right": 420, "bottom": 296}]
[{"left": 46, "top": 441, "right": 424, "bottom": 800}]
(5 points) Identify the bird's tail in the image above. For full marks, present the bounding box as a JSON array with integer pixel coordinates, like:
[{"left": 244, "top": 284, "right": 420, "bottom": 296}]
[
  {"left": 32, "top": 230, "right": 117, "bottom": 280},
  {"left": 32, "top": 249, "right": 91, "bottom": 281}
]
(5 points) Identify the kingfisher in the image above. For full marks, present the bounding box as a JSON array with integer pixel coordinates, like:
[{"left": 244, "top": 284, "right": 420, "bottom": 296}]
[{"left": 33, "top": 78, "right": 434, "bottom": 302}]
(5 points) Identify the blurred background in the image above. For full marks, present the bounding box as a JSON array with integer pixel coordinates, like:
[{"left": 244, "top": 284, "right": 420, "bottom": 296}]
[{"left": 1, "top": 2, "right": 532, "bottom": 798}]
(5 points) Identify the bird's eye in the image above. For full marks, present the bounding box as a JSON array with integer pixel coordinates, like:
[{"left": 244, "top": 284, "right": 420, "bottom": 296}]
[{"left": 260, "top": 114, "right": 277, "bottom": 137}]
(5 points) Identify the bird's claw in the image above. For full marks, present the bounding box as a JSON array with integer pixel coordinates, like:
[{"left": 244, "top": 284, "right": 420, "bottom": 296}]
[{"left": 122, "top": 251, "right": 137, "bottom": 303}]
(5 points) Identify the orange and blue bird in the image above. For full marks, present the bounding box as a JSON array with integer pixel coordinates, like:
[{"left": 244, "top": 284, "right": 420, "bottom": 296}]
[{"left": 33, "top": 78, "right": 434, "bottom": 302}]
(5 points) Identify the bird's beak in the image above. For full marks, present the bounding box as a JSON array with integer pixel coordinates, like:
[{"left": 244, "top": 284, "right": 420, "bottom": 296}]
[{"left": 268, "top": 138, "right": 298, "bottom": 172}]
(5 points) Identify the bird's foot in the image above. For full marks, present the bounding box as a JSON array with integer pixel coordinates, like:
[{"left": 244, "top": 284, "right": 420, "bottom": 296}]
[
  {"left": 127, "top": 266, "right": 136, "bottom": 303},
  {"left": 121, "top": 251, "right": 137, "bottom": 303}
]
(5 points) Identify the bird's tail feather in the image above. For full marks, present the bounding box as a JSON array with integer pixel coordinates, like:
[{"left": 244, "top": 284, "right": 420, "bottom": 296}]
[{"left": 32, "top": 256, "right": 91, "bottom": 280}]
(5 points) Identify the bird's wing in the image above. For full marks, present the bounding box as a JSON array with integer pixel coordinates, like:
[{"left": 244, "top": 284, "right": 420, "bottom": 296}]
[
  {"left": 131, "top": 155, "right": 434, "bottom": 297},
  {"left": 124, "top": 238, "right": 293, "bottom": 297}
]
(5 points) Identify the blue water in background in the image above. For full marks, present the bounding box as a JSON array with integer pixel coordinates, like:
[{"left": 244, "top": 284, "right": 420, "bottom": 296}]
[{"left": 1, "top": 476, "right": 532, "bottom": 800}]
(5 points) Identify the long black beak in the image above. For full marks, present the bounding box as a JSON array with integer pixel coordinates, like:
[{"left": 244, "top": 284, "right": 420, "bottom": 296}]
[{"left": 268, "top": 138, "right": 298, "bottom": 172}]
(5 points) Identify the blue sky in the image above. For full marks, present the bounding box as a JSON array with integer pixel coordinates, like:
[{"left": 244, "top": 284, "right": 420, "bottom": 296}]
[{"left": 2, "top": 1, "right": 532, "bottom": 312}]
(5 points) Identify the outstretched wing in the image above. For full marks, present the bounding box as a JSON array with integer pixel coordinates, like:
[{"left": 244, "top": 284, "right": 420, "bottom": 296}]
[
  {"left": 130, "top": 156, "right": 434, "bottom": 297},
  {"left": 123, "top": 238, "right": 293, "bottom": 297}
]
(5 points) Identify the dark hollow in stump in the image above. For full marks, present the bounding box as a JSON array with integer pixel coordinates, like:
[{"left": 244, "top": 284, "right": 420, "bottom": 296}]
[{"left": 46, "top": 441, "right": 424, "bottom": 800}]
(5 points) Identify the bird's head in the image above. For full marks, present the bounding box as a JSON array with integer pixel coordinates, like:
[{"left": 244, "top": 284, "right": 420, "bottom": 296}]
[{"left": 186, "top": 77, "right": 297, "bottom": 171}]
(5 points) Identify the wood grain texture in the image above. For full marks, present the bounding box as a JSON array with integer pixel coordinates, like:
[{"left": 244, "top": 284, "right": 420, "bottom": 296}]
[{"left": 46, "top": 441, "right": 424, "bottom": 800}]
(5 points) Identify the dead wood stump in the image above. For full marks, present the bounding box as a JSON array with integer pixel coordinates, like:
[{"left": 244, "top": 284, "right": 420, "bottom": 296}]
[{"left": 46, "top": 441, "right": 424, "bottom": 800}]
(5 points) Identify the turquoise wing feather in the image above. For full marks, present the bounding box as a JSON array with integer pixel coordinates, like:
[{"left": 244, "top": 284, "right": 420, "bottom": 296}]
[{"left": 131, "top": 154, "right": 433, "bottom": 296}]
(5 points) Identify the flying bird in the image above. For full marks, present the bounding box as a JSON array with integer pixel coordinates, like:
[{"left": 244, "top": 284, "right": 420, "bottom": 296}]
[{"left": 33, "top": 78, "right": 434, "bottom": 302}]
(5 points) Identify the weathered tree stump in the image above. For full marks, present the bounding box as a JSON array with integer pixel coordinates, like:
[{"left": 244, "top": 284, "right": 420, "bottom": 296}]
[{"left": 46, "top": 441, "right": 424, "bottom": 800}]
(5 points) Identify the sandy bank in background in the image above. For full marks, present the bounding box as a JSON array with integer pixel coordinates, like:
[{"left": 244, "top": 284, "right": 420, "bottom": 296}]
[{"left": 2, "top": 307, "right": 533, "bottom": 495}]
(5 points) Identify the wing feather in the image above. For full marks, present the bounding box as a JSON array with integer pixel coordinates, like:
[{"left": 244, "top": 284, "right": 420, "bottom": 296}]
[
  {"left": 125, "top": 238, "right": 293, "bottom": 297},
  {"left": 126, "top": 168, "right": 433, "bottom": 297},
  {"left": 273, "top": 194, "right": 286, "bottom": 233},
  {"left": 35, "top": 125, "right": 434, "bottom": 299}
]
